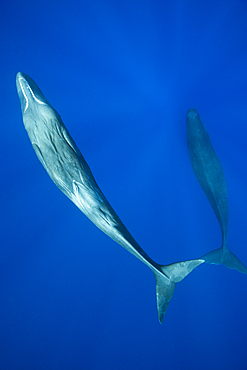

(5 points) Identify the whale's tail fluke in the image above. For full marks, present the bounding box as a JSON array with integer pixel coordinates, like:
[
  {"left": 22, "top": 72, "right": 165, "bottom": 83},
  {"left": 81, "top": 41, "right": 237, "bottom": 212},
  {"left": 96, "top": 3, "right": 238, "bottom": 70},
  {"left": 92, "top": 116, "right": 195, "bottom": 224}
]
[
  {"left": 155, "top": 259, "right": 204, "bottom": 324},
  {"left": 223, "top": 248, "right": 247, "bottom": 273},
  {"left": 201, "top": 247, "right": 247, "bottom": 274}
]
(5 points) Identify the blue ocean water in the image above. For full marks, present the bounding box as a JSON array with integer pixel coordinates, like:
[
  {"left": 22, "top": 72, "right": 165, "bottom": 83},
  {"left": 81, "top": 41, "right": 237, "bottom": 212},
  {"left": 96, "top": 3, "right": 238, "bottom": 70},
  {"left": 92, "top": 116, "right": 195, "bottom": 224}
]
[{"left": 1, "top": 0, "right": 247, "bottom": 369}]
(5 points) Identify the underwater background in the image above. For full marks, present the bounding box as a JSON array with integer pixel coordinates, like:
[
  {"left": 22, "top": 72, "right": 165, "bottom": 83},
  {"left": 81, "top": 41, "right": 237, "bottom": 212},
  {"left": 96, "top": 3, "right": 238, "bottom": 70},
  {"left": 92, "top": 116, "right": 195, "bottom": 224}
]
[{"left": 1, "top": 0, "right": 247, "bottom": 369}]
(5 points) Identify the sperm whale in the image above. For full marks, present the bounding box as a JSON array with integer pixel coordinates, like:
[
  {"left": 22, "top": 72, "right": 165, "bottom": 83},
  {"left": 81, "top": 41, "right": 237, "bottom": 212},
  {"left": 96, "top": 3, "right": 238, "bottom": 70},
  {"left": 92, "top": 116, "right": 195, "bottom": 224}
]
[
  {"left": 186, "top": 107, "right": 247, "bottom": 274},
  {"left": 16, "top": 72, "right": 204, "bottom": 323}
]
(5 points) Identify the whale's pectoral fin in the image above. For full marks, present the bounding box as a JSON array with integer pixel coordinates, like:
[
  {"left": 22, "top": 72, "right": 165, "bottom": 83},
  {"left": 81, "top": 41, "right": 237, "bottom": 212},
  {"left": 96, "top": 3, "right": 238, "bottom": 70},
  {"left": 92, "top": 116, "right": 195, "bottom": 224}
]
[
  {"left": 155, "top": 259, "right": 204, "bottom": 324},
  {"left": 223, "top": 249, "right": 247, "bottom": 274}
]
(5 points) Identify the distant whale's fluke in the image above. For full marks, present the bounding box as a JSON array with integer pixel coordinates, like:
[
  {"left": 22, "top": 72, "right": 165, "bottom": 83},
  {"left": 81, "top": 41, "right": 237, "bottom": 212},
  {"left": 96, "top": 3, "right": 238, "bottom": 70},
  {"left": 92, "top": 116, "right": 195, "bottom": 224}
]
[
  {"left": 186, "top": 107, "right": 247, "bottom": 274},
  {"left": 16, "top": 72, "right": 204, "bottom": 323}
]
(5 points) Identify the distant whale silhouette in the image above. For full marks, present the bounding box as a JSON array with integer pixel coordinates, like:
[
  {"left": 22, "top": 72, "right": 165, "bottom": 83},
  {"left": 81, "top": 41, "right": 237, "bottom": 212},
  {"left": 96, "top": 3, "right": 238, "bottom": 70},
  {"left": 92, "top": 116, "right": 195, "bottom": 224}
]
[
  {"left": 16, "top": 72, "right": 204, "bottom": 323},
  {"left": 186, "top": 107, "right": 247, "bottom": 274}
]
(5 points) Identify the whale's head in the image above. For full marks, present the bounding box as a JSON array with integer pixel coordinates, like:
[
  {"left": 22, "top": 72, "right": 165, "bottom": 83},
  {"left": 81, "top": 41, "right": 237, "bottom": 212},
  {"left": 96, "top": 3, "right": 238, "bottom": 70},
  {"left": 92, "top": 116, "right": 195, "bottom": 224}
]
[
  {"left": 186, "top": 107, "right": 210, "bottom": 146},
  {"left": 16, "top": 72, "right": 62, "bottom": 129},
  {"left": 16, "top": 72, "right": 64, "bottom": 145},
  {"left": 16, "top": 72, "right": 51, "bottom": 115}
]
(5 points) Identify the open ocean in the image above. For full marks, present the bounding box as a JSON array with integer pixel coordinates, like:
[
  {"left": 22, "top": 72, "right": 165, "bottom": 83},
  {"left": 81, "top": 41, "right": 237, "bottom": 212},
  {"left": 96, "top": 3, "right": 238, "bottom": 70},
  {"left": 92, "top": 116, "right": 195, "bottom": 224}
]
[{"left": 1, "top": 1, "right": 247, "bottom": 369}]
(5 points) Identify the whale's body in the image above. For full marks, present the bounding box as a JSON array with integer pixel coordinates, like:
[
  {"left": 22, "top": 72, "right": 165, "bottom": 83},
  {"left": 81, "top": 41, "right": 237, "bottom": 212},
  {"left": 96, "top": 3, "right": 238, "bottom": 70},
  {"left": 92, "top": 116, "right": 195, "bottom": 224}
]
[
  {"left": 16, "top": 72, "right": 203, "bottom": 323},
  {"left": 186, "top": 108, "right": 247, "bottom": 274}
]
